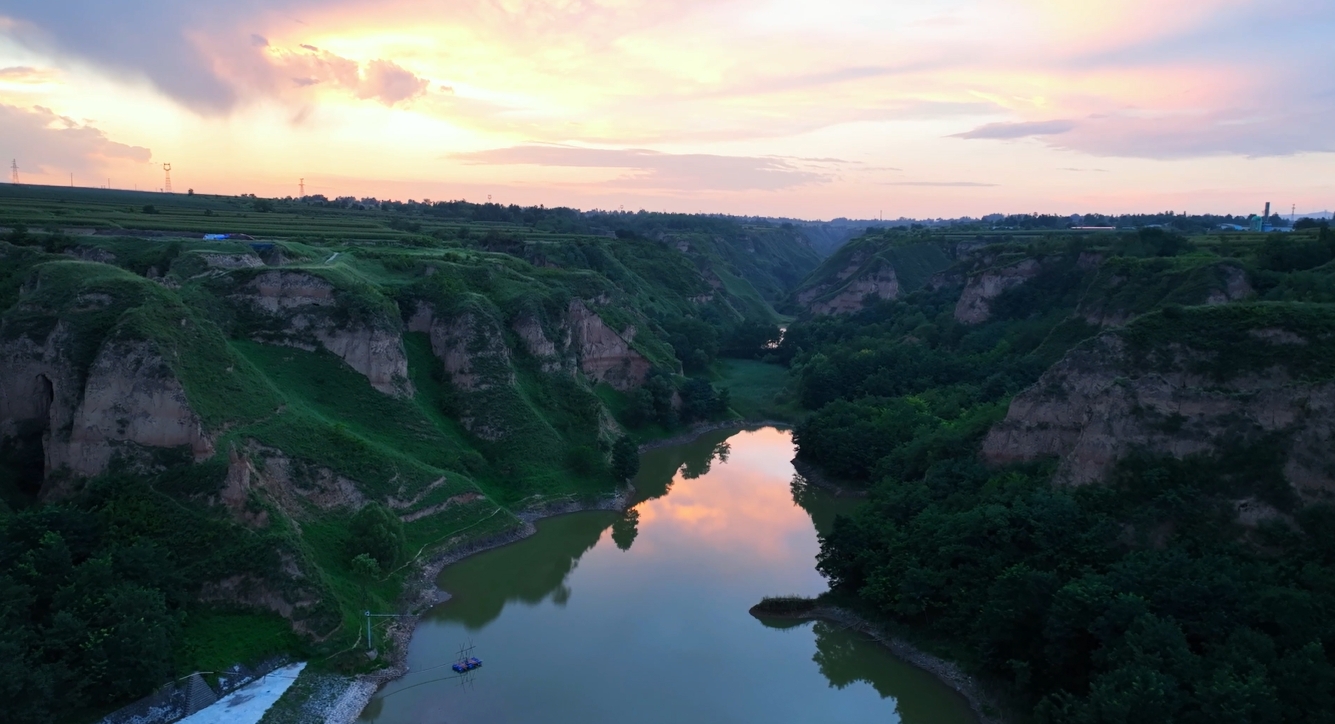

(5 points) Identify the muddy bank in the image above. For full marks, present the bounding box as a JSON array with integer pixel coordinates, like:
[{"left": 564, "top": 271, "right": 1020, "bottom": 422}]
[
  {"left": 321, "top": 488, "right": 635, "bottom": 724},
  {"left": 749, "top": 602, "right": 1007, "bottom": 724}
]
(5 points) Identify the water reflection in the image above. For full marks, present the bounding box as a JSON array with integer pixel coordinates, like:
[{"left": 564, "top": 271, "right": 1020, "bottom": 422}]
[
  {"left": 363, "top": 428, "right": 974, "bottom": 724},
  {"left": 610, "top": 509, "right": 639, "bottom": 552},
  {"left": 432, "top": 512, "right": 614, "bottom": 630}
]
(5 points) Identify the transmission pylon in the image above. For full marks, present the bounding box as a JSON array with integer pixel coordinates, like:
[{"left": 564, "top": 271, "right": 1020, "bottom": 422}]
[
  {"left": 163, "top": 163, "right": 173, "bottom": 193},
  {"left": 10, "top": 159, "right": 18, "bottom": 185},
  {"left": 299, "top": 178, "right": 305, "bottom": 196}
]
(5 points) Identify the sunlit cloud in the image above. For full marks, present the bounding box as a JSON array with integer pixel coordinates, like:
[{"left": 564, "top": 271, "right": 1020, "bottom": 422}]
[
  {"left": 953, "top": 120, "right": 1075, "bottom": 140},
  {"left": 0, "top": 103, "right": 151, "bottom": 175},
  {"left": 0, "top": 0, "right": 1330, "bottom": 214},
  {"left": 451, "top": 145, "right": 830, "bottom": 191}
]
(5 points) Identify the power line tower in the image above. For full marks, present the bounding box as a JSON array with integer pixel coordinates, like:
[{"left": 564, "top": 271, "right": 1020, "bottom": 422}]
[
  {"left": 299, "top": 178, "right": 304, "bottom": 196},
  {"left": 163, "top": 163, "right": 173, "bottom": 193},
  {"left": 10, "top": 159, "right": 18, "bottom": 185}
]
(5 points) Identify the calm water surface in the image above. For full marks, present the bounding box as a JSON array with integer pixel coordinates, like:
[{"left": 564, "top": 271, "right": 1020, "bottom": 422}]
[{"left": 360, "top": 427, "right": 975, "bottom": 724}]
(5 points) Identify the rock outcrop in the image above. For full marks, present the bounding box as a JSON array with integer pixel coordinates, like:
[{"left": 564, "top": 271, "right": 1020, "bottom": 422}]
[
  {"left": 954, "top": 258, "right": 1041, "bottom": 324},
  {"left": 411, "top": 297, "right": 648, "bottom": 402},
  {"left": 512, "top": 313, "right": 564, "bottom": 373},
  {"left": 1078, "top": 260, "right": 1254, "bottom": 328},
  {"left": 982, "top": 326, "right": 1335, "bottom": 500},
  {"left": 238, "top": 271, "right": 411, "bottom": 397},
  {"left": 408, "top": 302, "right": 515, "bottom": 392},
  {"left": 0, "top": 328, "right": 213, "bottom": 490},
  {"left": 565, "top": 299, "right": 650, "bottom": 391},
  {"left": 809, "top": 266, "right": 900, "bottom": 315}
]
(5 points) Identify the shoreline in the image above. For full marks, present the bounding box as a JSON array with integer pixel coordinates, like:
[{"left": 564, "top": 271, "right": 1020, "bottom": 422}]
[
  {"left": 750, "top": 603, "right": 1007, "bottom": 724},
  {"left": 637, "top": 418, "right": 790, "bottom": 453},
  {"left": 321, "top": 486, "right": 636, "bottom": 724},
  {"left": 790, "top": 457, "right": 868, "bottom": 498},
  {"left": 321, "top": 420, "right": 794, "bottom": 723}
]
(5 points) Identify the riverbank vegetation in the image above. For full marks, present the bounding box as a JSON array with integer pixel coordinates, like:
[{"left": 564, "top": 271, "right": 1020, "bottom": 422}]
[{"left": 784, "top": 224, "right": 1335, "bottom": 722}]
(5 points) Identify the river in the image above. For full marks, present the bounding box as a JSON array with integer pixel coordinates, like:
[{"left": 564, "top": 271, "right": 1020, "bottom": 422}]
[{"left": 359, "top": 427, "right": 975, "bottom": 724}]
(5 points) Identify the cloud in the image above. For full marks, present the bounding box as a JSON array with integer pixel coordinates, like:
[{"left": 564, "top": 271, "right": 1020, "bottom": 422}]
[
  {"left": 450, "top": 145, "right": 828, "bottom": 192},
  {"left": 952, "top": 120, "right": 1076, "bottom": 140},
  {"left": 0, "top": 1, "right": 255, "bottom": 112},
  {"left": 881, "top": 181, "right": 998, "bottom": 187},
  {"left": 0, "top": 66, "right": 58, "bottom": 84},
  {"left": 356, "top": 60, "right": 429, "bottom": 105},
  {"left": 1052, "top": 109, "right": 1335, "bottom": 159},
  {"left": 0, "top": 1, "right": 431, "bottom": 111},
  {"left": 263, "top": 45, "right": 430, "bottom": 106},
  {"left": 0, "top": 103, "right": 151, "bottom": 176}
]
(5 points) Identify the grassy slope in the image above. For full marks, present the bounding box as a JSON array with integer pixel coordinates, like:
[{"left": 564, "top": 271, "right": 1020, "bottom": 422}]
[
  {"left": 787, "top": 235, "right": 954, "bottom": 313},
  {"left": 1, "top": 189, "right": 825, "bottom": 688},
  {"left": 715, "top": 359, "right": 801, "bottom": 422}
]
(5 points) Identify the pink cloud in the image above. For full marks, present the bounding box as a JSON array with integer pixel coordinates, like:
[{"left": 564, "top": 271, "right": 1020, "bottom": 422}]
[{"left": 0, "top": 103, "right": 151, "bottom": 176}]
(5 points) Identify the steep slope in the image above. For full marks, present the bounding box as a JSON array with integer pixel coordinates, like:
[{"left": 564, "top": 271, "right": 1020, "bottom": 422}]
[
  {"left": 983, "top": 304, "right": 1335, "bottom": 497},
  {"left": 788, "top": 235, "right": 953, "bottom": 315},
  {"left": 785, "top": 225, "right": 1335, "bottom": 724},
  {"left": 0, "top": 203, "right": 797, "bottom": 722}
]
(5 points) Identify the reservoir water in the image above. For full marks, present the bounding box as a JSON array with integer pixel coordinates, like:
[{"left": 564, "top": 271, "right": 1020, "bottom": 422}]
[{"left": 359, "top": 427, "right": 975, "bottom": 724}]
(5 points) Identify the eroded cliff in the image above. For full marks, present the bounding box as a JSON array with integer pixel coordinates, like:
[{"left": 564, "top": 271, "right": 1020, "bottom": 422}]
[{"left": 982, "top": 305, "right": 1335, "bottom": 500}]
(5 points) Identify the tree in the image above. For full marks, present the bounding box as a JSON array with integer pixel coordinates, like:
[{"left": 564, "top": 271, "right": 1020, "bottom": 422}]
[
  {"left": 611, "top": 435, "right": 639, "bottom": 482},
  {"left": 346, "top": 503, "right": 405, "bottom": 570}
]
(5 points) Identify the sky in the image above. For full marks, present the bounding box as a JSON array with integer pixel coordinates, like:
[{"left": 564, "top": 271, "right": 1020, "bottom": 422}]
[{"left": 0, "top": 0, "right": 1331, "bottom": 219}]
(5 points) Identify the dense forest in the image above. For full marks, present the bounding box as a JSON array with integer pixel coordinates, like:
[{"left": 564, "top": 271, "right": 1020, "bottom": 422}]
[{"left": 787, "top": 223, "right": 1335, "bottom": 722}]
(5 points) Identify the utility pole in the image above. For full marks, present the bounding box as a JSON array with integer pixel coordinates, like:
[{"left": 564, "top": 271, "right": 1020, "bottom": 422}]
[{"left": 363, "top": 611, "right": 412, "bottom": 651}]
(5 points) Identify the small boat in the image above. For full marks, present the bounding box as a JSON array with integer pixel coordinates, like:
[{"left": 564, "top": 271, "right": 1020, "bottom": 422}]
[{"left": 452, "top": 657, "right": 483, "bottom": 673}]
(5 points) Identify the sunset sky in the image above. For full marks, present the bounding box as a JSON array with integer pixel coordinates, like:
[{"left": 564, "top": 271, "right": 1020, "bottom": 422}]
[{"left": 0, "top": 0, "right": 1331, "bottom": 218}]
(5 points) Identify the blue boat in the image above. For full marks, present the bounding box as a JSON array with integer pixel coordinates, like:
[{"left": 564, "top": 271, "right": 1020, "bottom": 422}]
[{"left": 452, "top": 656, "right": 483, "bottom": 673}]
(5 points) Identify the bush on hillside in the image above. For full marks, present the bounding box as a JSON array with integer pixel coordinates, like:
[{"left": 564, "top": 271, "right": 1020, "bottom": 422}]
[{"left": 346, "top": 502, "right": 404, "bottom": 570}]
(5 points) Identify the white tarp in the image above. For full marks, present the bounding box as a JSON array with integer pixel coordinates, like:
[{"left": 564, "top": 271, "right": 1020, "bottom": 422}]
[{"left": 177, "top": 662, "right": 307, "bottom": 724}]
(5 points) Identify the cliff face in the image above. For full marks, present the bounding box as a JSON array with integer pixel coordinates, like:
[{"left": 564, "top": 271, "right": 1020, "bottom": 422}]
[
  {"left": 0, "top": 257, "right": 226, "bottom": 491},
  {"left": 790, "top": 238, "right": 953, "bottom": 316},
  {"left": 565, "top": 299, "right": 651, "bottom": 390},
  {"left": 954, "top": 258, "right": 1042, "bottom": 324},
  {"left": 811, "top": 266, "right": 901, "bottom": 315},
  {"left": 1077, "top": 259, "right": 1254, "bottom": 328},
  {"left": 982, "top": 308, "right": 1335, "bottom": 500},
  {"left": 236, "top": 271, "right": 411, "bottom": 397},
  {"left": 797, "top": 251, "right": 901, "bottom": 315},
  {"left": 412, "top": 297, "right": 648, "bottom": 394},
  {"left": 408, "top": 302, "right": 516, "bottom": 394},
  {"left": 0, "top": 329, "right": 213, "bottom": 492}
]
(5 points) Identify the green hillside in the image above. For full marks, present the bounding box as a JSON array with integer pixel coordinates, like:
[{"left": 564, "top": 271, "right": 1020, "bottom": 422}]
[
  {"left": 783, "top": 223, "right": 1335, "bottom": 723},
  {"left": 0, "top": 187, "right": 819, "bottom": 724},
  {"left": 5, "top": 183, "right": 1335, "bottom": 724}
]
